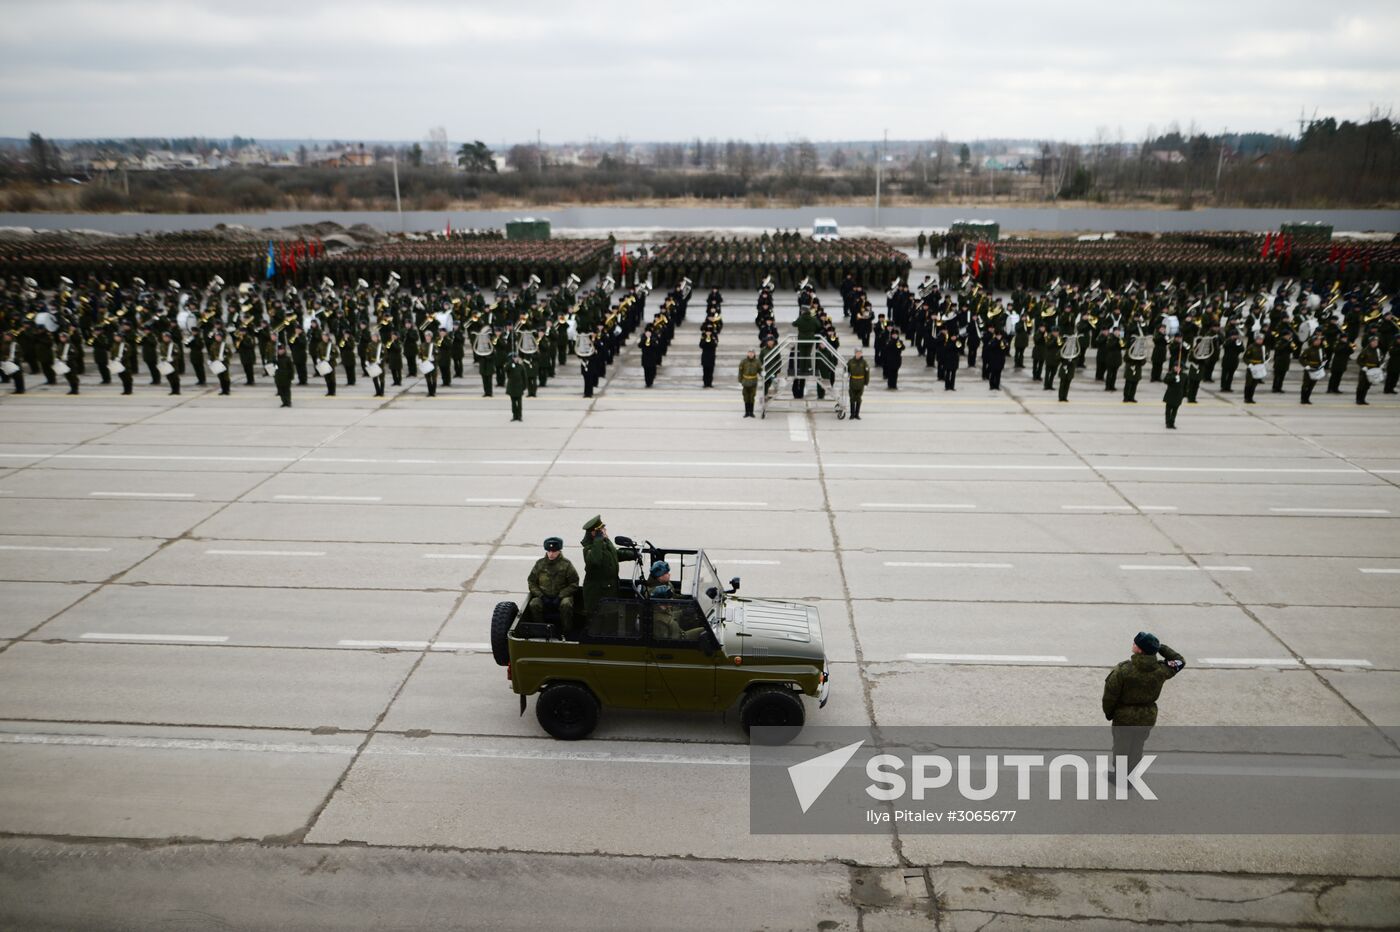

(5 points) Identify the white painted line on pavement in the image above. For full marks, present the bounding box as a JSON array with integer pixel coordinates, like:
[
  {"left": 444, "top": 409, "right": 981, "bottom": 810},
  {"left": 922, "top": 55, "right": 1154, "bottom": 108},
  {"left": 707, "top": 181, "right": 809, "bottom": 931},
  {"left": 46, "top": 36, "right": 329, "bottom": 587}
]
[
  {"left": 905, "top": 653, "right": 1068, "bottom": 664},
  {"left": 1119, "top": 564, "right": 1252, "bottom": 572},
  {"left": 719, "top": 559, "right": 783, "bottom": 565},
  {"left": 0, "top": 452, "right": 1379, "bottom": 477},
  {"left": 422, "top": 553, "right": 485, "bottom": 560},
  {"left": 1140, "top": 506, "right": 1179, "bottom": 512},
  {"left": 204, "top": 549, "right": 326, "bottom": 557},
  {"left": 1062, "top": 504, "right": 1133, "bottom": 511},
  {"left": 81, "top": 633, "right": 229, "bottom": 644},
  {"left": 1359, "top": 568, "right": 1400, "bottom": 574},
  {"left": 884, "top": 561, "right": 1013, "bottom": 569},
  {"left": 275, "top": 494, "right": 383, "bottom": 502},
  {"left": 0, "top": 544, "right": 112, "bottom": 553},
  {"left": 465, "top": 497, "right": 524, "bottom": 504},
  {"left": 1305, "top": 658, "right": 1373, "bottom": 668},
  {"left": 0, "top": 453, "right": 296, "bottom": 463},
  {"left": 787, "top": 414, "right": 809, "bottom": 442},
  {"left": 862, "top": 502, "right": 976, "bottom": 510},
  {"left": 433, "top": 642, "right": 491, "bottom": 651},
  {"left": 1201, "top": 657, "right": 1301, "bottom": 667},
  {"left": 90, "top": 491, "right": 195, "bottom": 498},
  {"left": 1270, "top": 507, "right": 1390, "bottom": 515},
  {"left": 654, "top": 499, "right": 768, "bottom": 507},
  {"left": 0, "top": 732, "right": 749, "bottom": 766}
]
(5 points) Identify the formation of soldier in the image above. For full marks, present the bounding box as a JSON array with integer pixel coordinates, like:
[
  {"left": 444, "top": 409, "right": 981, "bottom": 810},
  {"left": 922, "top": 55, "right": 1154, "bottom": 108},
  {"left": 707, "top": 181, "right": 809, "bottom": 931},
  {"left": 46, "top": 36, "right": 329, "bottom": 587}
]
[
  {"left": 870, "top": 268, "right": 1399, "bottom": 423},
  {"left": 0, "top": 266, "right": 657, "bottom": 416},
  {"left": 305, "top": 239, "right": 612, "bottom": 290},
  {"left": 639, "top": 235, "right": 911, "bottom": 291}
]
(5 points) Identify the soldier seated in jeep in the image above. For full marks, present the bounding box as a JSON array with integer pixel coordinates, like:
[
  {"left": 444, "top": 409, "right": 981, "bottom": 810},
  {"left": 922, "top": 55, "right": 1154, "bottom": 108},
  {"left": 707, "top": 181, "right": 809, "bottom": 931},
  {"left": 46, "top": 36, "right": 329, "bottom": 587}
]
[{"left": 525, "top": 536, "right": 580, "bottom": 636}]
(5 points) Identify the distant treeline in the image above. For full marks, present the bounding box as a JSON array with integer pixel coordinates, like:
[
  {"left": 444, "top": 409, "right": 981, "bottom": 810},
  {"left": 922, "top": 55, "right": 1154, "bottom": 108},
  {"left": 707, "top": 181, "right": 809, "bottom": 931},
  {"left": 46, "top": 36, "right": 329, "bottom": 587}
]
[{"left": 1, "top": 116, "right": 1395, "bottom": 212}]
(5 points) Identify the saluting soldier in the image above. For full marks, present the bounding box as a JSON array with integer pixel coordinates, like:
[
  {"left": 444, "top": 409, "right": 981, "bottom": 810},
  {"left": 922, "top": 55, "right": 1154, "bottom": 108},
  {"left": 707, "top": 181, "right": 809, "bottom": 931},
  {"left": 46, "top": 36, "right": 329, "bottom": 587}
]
[{"left": 579, "top": 515, "right": 637, "bottom": 619}]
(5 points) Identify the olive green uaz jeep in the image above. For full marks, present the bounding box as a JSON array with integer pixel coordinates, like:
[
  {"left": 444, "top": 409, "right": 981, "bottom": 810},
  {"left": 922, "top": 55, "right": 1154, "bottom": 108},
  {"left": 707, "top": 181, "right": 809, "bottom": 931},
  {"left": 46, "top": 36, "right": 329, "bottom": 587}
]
[{"left": 489, "top": 540, "right": 829, "bottom": 740}]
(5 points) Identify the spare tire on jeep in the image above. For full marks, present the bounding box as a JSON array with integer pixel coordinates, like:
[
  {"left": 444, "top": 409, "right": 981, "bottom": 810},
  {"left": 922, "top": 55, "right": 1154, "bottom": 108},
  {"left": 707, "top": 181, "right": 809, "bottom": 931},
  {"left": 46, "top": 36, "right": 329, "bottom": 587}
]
[{"left": 490, "top": 601, "right": 518, "bottom": 666}]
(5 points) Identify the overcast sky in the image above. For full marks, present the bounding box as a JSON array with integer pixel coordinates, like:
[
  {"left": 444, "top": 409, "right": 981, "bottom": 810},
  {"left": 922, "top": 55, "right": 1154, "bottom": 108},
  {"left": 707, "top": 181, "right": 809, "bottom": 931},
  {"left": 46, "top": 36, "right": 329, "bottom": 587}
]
[{"left": 1, "top": 0, "right": 1394, "bottom": 144}]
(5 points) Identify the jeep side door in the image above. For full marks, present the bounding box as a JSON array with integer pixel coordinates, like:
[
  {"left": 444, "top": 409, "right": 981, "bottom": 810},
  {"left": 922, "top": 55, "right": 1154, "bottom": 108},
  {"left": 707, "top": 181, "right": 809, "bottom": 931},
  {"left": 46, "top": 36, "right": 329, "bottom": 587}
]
[
  {"left": 579, "top": 598, "right": 648, "bottom": 709},
  {"left": 645, "top": 599, "right": 719, "bottom": 710}
]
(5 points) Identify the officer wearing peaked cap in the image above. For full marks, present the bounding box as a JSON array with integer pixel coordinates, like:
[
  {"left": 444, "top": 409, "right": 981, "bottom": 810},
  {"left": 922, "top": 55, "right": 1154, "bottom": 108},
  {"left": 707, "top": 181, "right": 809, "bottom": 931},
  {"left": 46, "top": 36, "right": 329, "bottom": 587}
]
[{"left": 579, "top": 515, "right": 637, "bottom": 619}]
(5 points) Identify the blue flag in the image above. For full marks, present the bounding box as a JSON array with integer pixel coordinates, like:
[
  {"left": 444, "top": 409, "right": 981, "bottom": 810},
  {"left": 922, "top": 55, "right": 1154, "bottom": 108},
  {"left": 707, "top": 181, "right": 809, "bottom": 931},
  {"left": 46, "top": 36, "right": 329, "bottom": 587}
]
[{"left": 265, "top": 241, "right": 276, "bottom": 279}]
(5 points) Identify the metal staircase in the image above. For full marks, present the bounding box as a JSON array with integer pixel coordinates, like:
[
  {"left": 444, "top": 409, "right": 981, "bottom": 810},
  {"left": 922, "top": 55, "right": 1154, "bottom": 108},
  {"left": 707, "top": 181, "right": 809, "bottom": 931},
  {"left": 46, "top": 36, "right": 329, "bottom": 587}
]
[{"left": 759, "top": 336, "right": 849, "bottom": 420}]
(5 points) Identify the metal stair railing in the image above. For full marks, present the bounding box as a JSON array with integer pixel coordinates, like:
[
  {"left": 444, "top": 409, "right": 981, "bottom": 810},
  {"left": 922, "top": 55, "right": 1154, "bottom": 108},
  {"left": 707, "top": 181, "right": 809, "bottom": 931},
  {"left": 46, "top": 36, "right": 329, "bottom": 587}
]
[{"left": 758, "top": 335, "right": 849, "bottom": 419}]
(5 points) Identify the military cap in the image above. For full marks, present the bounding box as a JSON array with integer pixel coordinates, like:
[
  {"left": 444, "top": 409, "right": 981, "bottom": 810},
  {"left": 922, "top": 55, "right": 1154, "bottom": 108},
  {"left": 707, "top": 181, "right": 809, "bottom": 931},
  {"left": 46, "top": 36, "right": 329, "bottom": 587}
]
[
  {"left": 1134, "top": 631, "right": 1160, "bottom": 654},
  {"left": 543, "top": 536, "right": 563, "bottom": 551},
  {"left": 582, "top": 515, "right": 604, "bottom": 532}
]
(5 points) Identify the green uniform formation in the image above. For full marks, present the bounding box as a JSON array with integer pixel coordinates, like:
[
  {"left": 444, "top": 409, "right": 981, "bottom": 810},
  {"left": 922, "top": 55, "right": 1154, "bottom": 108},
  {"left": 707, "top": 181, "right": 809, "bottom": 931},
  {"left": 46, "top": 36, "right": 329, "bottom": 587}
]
[
  {"left": 306, "top": 238, "right": 611, "bottom": 289},
  {"left": 641, "top": 234, "right": 911, "bottom": 291}
]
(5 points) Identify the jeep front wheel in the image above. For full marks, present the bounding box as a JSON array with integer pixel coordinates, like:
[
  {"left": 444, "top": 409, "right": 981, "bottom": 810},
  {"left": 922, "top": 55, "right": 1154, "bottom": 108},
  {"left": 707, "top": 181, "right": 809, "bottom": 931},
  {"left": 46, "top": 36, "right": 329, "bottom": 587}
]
[
  {"left": 741, "top": 686, "right": 805, "bottom": 744},
  {"left": 536, "top": 683, "right": 599, "bottom": 740},
  {"left": 490, "top": 601, "right": 518, "bottom": 666}
]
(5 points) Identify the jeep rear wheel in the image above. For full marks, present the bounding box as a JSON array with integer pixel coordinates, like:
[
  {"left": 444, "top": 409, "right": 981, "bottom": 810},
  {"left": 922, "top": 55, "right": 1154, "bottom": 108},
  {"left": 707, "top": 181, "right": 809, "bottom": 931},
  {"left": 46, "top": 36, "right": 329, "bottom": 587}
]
[
  {"left": 741, "top": 686, "right": 805, "bottom": 744},
  {"left": 490, "top": 601, "right": 518, "bottom": 667},
  {"left": 536, "top": 683, "right": 599, "bottom": 740}
]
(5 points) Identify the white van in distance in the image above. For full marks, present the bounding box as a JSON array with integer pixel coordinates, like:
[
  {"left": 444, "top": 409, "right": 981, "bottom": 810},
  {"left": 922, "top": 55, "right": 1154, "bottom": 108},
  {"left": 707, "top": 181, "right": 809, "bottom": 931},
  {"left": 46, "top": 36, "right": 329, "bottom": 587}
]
[{"left": 812, "top": 218, "right": 840, "bottom": 242}]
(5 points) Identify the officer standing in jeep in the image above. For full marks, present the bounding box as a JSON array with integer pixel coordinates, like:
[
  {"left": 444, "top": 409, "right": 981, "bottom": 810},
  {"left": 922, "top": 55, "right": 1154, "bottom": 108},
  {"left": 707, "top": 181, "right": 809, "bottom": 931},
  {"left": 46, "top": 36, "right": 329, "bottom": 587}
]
[
  {"left": 1102, "top": 631, "right": 1186, "bottom": 784},
  {"left": 580, "top": 516, "right": 637, "bottom": 618},
  {"left": 527, "top": 536, "right": 580, "bottom": 635}
]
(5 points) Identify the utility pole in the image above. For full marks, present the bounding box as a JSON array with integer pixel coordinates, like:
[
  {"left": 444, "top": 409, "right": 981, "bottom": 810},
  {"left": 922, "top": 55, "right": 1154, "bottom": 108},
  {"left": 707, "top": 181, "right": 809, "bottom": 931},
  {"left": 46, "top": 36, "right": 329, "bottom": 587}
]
[
  {"left": 392, "top": 152, "right": 403, "bottom": 233},
  {"left": 875, "top": 129, "right": 887, "bottom": 228},
  {"left": 1214, "top": 127, "right": 1227, "bottom": 197}
]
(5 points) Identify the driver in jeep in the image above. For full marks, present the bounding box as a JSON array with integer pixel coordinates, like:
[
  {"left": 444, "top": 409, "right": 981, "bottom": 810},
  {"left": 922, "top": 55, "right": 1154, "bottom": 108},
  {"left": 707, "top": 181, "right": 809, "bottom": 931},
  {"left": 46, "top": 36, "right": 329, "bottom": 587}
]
[
  {"left": 646, "top": 560, "right": 705, "bottom": 641},
  {"left": 527, "top": 536, "right": 580, "bottom": 636}
]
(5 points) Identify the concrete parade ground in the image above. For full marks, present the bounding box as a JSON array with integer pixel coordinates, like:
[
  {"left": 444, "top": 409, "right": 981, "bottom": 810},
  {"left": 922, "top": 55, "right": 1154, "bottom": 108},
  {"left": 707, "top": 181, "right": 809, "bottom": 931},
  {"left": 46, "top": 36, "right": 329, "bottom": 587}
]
[{"left": 2, "top": 272, "right": 1399, "bottom": 929}]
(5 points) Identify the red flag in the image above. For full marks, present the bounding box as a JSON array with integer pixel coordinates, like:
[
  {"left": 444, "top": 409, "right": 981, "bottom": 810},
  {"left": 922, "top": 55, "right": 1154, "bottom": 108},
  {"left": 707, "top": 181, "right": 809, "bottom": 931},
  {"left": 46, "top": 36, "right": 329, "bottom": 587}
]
[
  {"left": 1261, "top": 233, "right": 1273, "bottom": 259},
  {"left": 619, "top": 243, "right": 630, "bottom": 276},
  {"left": 445, "top": 217, "right": 451, "bottom": 237}
]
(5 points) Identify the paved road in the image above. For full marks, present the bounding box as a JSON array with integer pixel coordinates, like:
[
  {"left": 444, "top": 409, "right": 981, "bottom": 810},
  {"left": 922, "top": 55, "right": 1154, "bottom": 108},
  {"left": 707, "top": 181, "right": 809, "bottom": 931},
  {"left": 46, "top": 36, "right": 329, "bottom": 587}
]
[{"left": 2, "top": 283, "right": 1399, "bottom": 929}]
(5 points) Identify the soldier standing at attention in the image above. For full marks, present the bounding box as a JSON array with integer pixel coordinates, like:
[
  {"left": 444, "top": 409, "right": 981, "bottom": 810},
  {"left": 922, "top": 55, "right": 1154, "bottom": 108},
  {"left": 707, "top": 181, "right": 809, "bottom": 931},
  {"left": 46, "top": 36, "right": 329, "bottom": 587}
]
[
  {"left": 847, "top": 348, "right": 869, "bottom": 418},
  {"left": 580, "top": 516, "right": 637, "bottom": 619},
  {"left": 505, "top": 354, "right": 527, "bottom": 421},
  {"left": 527, "top": 536, "right": 581, "bottom": 636},
  {"left": 274, "top": 342, "right": 293, "bottom": 408},
  {"left": 699, "top": 323, "right": 718, "bottom": 388},
  {"left": 916, "top": 231, "right": 927, "bottom": 258},
  {"left": 1099, "top": 328, "right": 1122, "bottom": 393},
  {"left": 1102, "top": 631, "right": 1185, "bottom": 786},
  {"left": 738, "top": 348, "right": 761, "bottom": 418},
  {"left": 1163, "top": 361, "right": 1184, "bottom": 429},
  {"left": 983, "top": 327, "right": 1008, "bottom": 392}
]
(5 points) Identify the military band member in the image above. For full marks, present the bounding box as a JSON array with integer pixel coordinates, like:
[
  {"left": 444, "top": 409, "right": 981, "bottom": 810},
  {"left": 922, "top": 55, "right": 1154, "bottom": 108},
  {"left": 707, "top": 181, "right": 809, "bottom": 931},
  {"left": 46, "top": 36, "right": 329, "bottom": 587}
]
[
  {"left": 1219, "top": 329, "right": 1244, "bottom": 393},
  {"left": 419, "top": 334, "right": 437, "bottom": 397},
  {"left": 364, "top": 329, "right": 386, "bottom": 397},
  {"left": 1299, "top": 333, "right": 1326, "bottom": 405},
  {"left": 56, "top": 331, "right": 80, "bottom": 394},
  {"left": 160, "top": 330, "right": 181, "bottom": 395},
  {"left": 1242, "top": 333, "right": 1266, "bottom": 405},
  {"left": 1355, "top": 335, "right": 1381, "bottom": 406},
  {"left": 1163, "top": 362, "right": 1184, "bottom": 429},
  {"left": 274, "top": 342, "right": 293, "bottom": 408},
  {"left": 318, "top": 330, "right": 338, "bottom": 396},
  {"left": 505, "top": 354, "right": 527, "bottom": 421},
  {"left": 210, "top": 326, "right": 232, "bottom": 396}
]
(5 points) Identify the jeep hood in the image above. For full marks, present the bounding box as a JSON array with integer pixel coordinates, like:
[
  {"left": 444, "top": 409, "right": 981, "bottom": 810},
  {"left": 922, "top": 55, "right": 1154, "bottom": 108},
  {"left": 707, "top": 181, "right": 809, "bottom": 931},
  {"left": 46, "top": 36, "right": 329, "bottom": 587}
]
[{"left": 724, "top": 599, "right": 825, "bottom": 663}]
